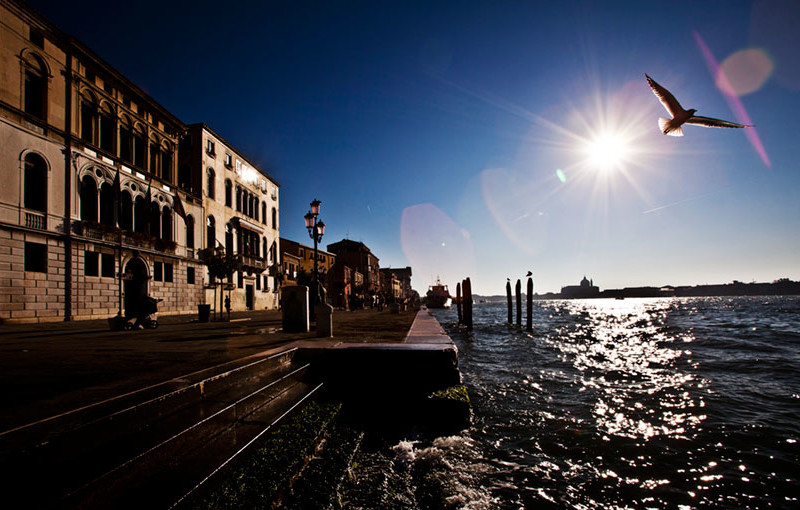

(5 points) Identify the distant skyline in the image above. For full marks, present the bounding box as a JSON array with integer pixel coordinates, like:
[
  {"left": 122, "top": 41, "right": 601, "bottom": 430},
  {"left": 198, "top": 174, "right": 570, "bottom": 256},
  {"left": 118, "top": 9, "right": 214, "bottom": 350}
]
[{"left": 29, "top": 0, "right": 800, "bottom": 294}]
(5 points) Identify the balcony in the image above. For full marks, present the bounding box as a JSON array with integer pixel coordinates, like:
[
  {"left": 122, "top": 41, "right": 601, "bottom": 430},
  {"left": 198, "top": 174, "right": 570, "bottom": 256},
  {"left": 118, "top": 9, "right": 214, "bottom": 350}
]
[
  {"left": 238, "top": 254, "right": 267, "bottom": 272},
  {"left": 25, "top": 212, "right": 46, "bottom": 230}
]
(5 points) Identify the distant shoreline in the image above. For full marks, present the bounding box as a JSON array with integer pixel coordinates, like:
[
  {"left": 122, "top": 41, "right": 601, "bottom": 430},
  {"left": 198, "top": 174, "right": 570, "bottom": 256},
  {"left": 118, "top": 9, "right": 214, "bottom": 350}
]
[{"left": 475, "top": 279, "right": 800, "bottom": 301}]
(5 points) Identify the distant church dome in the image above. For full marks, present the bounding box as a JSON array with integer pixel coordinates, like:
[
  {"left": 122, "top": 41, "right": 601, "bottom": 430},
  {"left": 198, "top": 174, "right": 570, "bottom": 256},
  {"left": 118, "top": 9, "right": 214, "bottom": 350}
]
[{"left": 580, "top": 276, "right": 590, "bottom": 287}]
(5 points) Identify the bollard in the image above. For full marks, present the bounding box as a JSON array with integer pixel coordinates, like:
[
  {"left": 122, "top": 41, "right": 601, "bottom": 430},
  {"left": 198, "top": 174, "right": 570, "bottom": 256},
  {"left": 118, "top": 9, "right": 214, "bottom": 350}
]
[
  {"left": 526, "top": 277, "right": 533, "bottom": 332},
  {"left": 515, "top": 279, "right": 522, "bottom": 327},
  {"left": 464, "top": 277, "right": 473, "bottom": 331},
  {"left": 506, "top": 280, "right": 513, "bottom": 324},
  {"left": 315, "top": 302, "right": 334, "bottom": 337},
  {"left": 456, "top": 282, "right": 463, "bottom": 325}
]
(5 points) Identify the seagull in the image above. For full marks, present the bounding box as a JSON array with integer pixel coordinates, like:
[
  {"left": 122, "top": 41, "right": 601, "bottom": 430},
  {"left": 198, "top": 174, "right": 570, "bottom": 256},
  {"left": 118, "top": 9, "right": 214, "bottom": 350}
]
[
  {"left": 526, "top": 271, "right": 533, "bottom": 277},
  {"left": 645, "top": 74, "right": 752, "bottom": 136}
]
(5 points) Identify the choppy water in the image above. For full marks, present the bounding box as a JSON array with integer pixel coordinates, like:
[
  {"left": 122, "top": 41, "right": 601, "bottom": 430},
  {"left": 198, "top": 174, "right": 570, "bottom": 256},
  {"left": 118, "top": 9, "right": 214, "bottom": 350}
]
[{"left": 372, "top": 297, "right": 800, "bottom": 509}]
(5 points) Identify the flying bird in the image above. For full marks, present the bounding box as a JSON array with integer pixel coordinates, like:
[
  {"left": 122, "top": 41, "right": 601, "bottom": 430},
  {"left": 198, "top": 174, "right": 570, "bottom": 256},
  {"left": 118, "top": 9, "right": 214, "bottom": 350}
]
[
  {"left": 645, "top": 74, "right": 752, "bottom": 136},
  {"left": 526, "top": 271, "right": 533, "bottom": 277}
]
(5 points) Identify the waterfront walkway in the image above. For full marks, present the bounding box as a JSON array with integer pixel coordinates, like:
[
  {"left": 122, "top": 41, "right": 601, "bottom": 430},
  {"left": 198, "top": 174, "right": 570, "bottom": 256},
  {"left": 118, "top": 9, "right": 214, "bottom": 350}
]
[{"left": 0, "top": 308, "right": 417, "bottom": 432}]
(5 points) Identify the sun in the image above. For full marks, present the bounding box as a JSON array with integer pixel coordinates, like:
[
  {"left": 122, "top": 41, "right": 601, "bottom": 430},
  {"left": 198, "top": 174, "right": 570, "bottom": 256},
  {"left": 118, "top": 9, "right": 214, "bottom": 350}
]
[{"left": 584, "top": 132, "right": 630, "bottom": 172}]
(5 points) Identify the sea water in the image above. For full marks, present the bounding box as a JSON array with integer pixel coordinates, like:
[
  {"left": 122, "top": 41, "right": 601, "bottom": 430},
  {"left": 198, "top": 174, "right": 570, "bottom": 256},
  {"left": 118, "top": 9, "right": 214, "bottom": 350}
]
[{"left": 361, "top": 297, "right": 800, "bottom": 509}]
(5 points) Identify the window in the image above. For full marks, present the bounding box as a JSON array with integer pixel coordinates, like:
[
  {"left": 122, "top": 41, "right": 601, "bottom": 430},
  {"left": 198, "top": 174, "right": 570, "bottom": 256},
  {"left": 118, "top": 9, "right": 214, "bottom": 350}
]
[
  {"left": 101, "top": 253, "right": 115, "bottom": 278},
  {"left": 225, "top": 179, "right": 232, "bottom": 207},
  {"left": 224, "top": 153, "right": 232, "bottom": 167},
  {"left": 24, "top": 242, "right": 47, "bottom": 273},
  {"left": 164, "top": 263, "right": 173, "bottom": 283},
  {"left": 23, "top": 53, "right": 47, "bottom": 120},
  {"left": 256, "top": 275, "right": 261, "bottom": 290},
  {"left": 84, "top": 251, "right": 99, "bottom": 276},
  {"left": 187, "top": 266, "right": 195, "bottom": 284},
  {"left": 80, "top": 97, "right": 96, "bottom": 143},
  {"left": 99, "top": 182, "right": 114, "bottom": 226},
  {"left": 120, "top": 191, "right": 133, "bottom": 230},
  {"left": 186, "top": 215, "right": 195, "bottom": 249},
  {"left": 150, "top": 142, "right": 159, "bottom": 174},
  {"left": 119, "top": 120, "right": 132, "bottom": 162},
  {"left": 206, "top": 215, "right": 216, "bottom": 249},
  {"left": 237, "top": 271, "right": 243, "bottom": 288},
  {"left": 207, "top": 168, "right": 215, "bottom": 199},
  {"left": 206, "top": 139, "right": 215, "bottom": 155},
  {"left": 79, "top": 175, "right": 98, "bottom": 221},
  {"left": 24, "top": 153, "right": 47, "bottom": 213},
  {"left": 154, "top": 261, "right": 163, "bottom": 281},
  {"left": 148, "top": 202, "right": 160, "bottom": 238},
  {"left": 261, "top": 202, "right": 266, "bottom": 224},
  {"left": 98, "top": 106, "right": 114, "bottom": 153},
  {"left": 264, "top": 275, "right": 269, "bottom": 291},
  {"left": 271, "top": 207, "right": 277, "bottom": 229},
  {"left": 161, "top": 207, "right": 172, "bottom": 241},
  {"left": 161, "top": 145, "right": 172, "bottom": 181},
  {"left": 132, "top": 130, "right": 145, "bottom": 168},
  {"left": 235, "top": 185, "right": 241, "bottom": 212}
]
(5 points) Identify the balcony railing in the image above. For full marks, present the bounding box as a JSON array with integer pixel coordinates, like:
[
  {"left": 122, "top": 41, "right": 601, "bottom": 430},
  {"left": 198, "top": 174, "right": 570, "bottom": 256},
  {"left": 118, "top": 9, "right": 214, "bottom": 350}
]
[
  {"left": 25, "top": 212, "right": 46, "bottom": 230},
  {"left": 239, "top": 254, "right": 267, "bottom": 272}
]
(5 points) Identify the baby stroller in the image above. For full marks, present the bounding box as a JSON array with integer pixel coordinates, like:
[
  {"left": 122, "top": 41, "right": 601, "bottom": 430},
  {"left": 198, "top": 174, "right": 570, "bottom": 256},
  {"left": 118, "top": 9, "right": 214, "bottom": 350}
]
[{"left": 124, "top": 295, "right": 162, "bottom": 330}]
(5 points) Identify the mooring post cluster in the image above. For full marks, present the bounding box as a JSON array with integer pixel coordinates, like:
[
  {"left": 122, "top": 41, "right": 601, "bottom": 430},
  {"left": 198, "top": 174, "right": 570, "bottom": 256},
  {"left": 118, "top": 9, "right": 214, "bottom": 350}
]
[
  {"left": 507, "top": 276, "right": 534, "bottom": 331},
  {"left": 456, "top": 277, "right": 473, "bottom": 331}
]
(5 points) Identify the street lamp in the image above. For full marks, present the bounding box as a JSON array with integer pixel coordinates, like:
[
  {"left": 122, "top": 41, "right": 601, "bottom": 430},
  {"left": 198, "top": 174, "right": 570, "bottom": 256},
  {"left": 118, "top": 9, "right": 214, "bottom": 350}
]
[{"left": 305, "top": 199, "right": 325, "bottom": 316}]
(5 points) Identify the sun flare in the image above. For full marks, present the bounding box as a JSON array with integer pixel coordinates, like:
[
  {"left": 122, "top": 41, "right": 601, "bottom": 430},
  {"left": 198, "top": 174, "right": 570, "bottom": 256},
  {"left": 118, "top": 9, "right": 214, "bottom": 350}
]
[{"left": 584, "top": 133, "right": 630, "bottom": 171}]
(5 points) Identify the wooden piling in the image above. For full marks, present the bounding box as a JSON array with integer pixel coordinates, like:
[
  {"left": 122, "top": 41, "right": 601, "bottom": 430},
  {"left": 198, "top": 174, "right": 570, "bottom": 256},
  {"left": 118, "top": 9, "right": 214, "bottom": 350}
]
[
  {"left": 515, "top": 279, "right": 522, "bottom": 327},
  {"left": 506, "top": 280, "right": 513, "bottom": 324},
  {"left": 526, "top": 277, "right": 533, "bottom": 332},
  {"left": 456, "top": 282, "right": 463, "bottom": 325},
  {"left": 463, "top": 276, "right": 472, "bottom": 331}
]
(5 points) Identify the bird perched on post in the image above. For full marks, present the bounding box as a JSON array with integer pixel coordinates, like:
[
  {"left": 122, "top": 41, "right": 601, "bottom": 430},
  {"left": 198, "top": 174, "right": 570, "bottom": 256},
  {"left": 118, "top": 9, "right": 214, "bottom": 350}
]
[
  {"left": 526, "top": 271, "right": 532, "bottom": 277},
  {"left": 645, "top": 74, "right": 752, "bottom": 136}
]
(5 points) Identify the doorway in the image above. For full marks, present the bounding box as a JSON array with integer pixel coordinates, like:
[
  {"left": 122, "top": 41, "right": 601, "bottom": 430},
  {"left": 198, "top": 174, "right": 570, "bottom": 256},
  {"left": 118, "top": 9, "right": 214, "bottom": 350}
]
[
  {"left": 124, "top": 257, "right": 148, "bottom": 318},
  {"left": 246, "top": 284, "right": 254, "bottom": 311}
]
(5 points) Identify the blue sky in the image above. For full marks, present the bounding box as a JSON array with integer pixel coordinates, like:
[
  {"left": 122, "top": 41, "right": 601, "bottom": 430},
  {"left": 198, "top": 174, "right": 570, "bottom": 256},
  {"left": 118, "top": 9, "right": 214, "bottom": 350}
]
[{"left": 32, "top": 0, "right": 800, "bottom": 294}]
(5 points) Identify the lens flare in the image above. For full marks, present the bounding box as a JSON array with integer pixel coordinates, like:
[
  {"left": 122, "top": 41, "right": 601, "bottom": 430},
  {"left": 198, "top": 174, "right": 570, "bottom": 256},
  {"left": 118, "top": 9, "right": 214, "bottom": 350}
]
[
  {"left": 717, "top": 49, "right": 773, "bottom": 96},
  {"left": 556, "top": 169, "right": 567, "bottom": 183}
]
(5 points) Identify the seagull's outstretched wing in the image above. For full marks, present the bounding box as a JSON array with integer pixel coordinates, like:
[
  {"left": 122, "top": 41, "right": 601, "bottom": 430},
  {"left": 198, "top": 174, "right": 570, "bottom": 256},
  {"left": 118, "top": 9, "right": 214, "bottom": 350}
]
[
  {"left": 645, "top": 74, "right": 684, "bottom": 117},
  {"left": 686, "top": 116, "right": 752, "bottom": 129}
]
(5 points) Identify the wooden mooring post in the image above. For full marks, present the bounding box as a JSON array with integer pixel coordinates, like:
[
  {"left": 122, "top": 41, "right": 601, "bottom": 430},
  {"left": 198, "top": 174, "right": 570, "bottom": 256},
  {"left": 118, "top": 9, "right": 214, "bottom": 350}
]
[
  {"left": 456, "top": 282, "right": 463, "bottom": 325},
  {"left": 515, "top": 279, "right": 522, "bottom": 327},
  {"left": 526, "top": 277, "right": 533, "bottom": 332},
  {"left": 464, "top": 277, "right": 473, "bottom": 330},
  {"left": 506, "top": 280, "right": 513, "bottom": 324}
]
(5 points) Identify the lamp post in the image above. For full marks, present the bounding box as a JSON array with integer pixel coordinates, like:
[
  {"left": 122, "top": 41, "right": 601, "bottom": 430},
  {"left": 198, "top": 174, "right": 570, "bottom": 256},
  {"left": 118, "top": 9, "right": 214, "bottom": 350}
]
[{"left": 304, "top": 199, "right": 325, "bottom": 318}]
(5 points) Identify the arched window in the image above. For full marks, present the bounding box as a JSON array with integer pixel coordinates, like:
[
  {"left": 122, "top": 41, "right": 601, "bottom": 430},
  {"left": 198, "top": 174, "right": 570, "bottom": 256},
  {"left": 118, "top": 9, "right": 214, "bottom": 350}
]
[
  {"left": 263, "top": 237, "right": 268, "bottom": 262},
  {"left": 134, "top": 196, "right": 147, "bottom": 233},
  {"left": 225, "top": 179, "right": 232, "bottom": 207},
  {"left": 206, "top": 168, "right": 215, "bottom": 200},
  {"left": 99, "top": 182, "right": 114, "bottom": 226},
  {"left": 119, "top": 116, "right": 133, "bottom": 163},
  {"left": 98, "top": 102, "right": 115, "bottom": 153},
  {"left": 161, "top": 206, "right": 172, "bottom": 241},
  {"left": 206, "top": 215, "right": 216, "bottom": 249},
  {"left": 120, "top": 190, "right": 133, "bottom": 230},
  {"left": 261, "top": 202, "right": 266, "bottom": 224},
  {"left": 225, "top": 223, "right": 234, "bottom": 255},
  {"left": 253, "top": 197, "right": 259, "bottom": 222},
  {"left": 23, "top": 53, "right": 47, "bottom": 120},
  {"left": 24, "top": 153, "right": 47, "bottom": 213},
  {"left": 185, "top": 215, "right": 195, "bottom": 249},
  {"left": 270, "top": 241, "right": 277, "bottom": 264},
  {"left": 132, "top": 125, "right": 145, "bottom": 168},
  {"left": 161, "top": 142, "right": 173, "bottom": 182},
  {"left": 148, "top": 202, "right": 160, "bottom": 238},
  {"left": 178, "top": 163, "right": 191, "bottom": 192},
  {"left": 235, "top": 185, "right": 241, "bottom": 212},
  {"left": 79, "top": 175, "right": 98, "bottom": 221},
  {"left": 271, "top": 207, "right": 277, "bottom": 229},
  {"left": 79, "top": 91, "right": 97, "bottom": 143}
]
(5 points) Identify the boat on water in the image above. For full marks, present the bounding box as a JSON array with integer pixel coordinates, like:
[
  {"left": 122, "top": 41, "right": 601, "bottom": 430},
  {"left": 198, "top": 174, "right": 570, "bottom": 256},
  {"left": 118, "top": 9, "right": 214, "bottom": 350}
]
[{"left": 424, "top": 278, "right": 452, "bottom": 308}]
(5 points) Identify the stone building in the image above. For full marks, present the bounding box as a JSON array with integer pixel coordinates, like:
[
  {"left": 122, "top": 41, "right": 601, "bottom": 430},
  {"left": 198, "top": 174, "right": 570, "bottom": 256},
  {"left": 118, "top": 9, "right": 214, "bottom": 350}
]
[
  {"left": 326, "top": 239, "right": 381, "bottom": 299},
  {"left": 181, "top": 124, "right": 280, "bottom": 312},
  {"left": 0, "top": 1, "right": 279, "bottom": 322},
  {"left": 380, "top": 266, "right": 413, "bottom": 301},
  {"left": 0, "top": 0, "right": 204, "bottom": 322}
]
